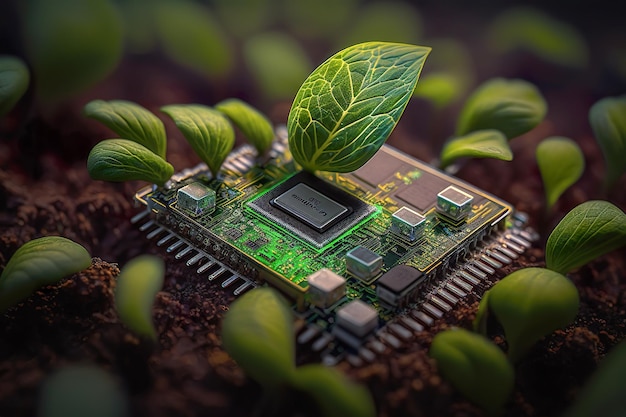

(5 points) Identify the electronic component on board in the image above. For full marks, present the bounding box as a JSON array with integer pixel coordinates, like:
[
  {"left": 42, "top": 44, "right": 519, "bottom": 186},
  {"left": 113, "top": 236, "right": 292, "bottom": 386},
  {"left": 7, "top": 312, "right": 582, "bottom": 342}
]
[
  {"left": 436, "top": 185, "right": 474, "bottom": 221},
  {"left": 307, "top": 268, "right": 346, "bottom": 308},
  {"left": 345, "top": 246, "right": 383, "bottom": 283},
  {"left": 176, "top": 182, "right": 216, "bottom": 216},
  {"left": 377, "top": 265, "right": 424, "bottom": 308},
  {"left": 390, "top": 206, "right": 426, "bottom": 242}
]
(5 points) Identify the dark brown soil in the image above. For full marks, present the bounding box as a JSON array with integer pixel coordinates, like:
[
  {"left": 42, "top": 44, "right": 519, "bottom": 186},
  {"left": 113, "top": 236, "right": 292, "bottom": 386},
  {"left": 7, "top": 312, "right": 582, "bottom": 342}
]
[{"left": 1, "top": 10, "right": 626, "bottom": 416}]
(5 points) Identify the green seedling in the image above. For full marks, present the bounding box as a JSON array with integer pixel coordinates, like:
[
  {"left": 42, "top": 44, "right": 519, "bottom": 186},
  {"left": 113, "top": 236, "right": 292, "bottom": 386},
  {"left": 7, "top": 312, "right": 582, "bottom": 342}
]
[
  {"left": 474, "top": 267, "right": 579, "bottom": 363},
  {"left": 161, "top": 104, "right": 235, "bottom": 179},
  {"left": 38, "top": 364, "right": 129, "bottom": 417},
  {"left": 84, "top": 100, "right": 167, "bottom": 158},
  {"left": 154, "top": 0, "right": 232, "bottom": 79},
  {"left": 430, "top": 328, "right": 514, "bottom": 416},
  {"left": 546, "top": 200, "right": 626, "bottom": 274},
  {"left": 439, "top": 129, "right": 512, "bottom": 169},
  {"left": 564, "top": 339, "right": 626, "bottom": 417},
  {"left": 455, "top": 78, "right": 547, "bottom": 140},
  {"left": 215, "top": 98, "right": 275, "bottom": 156},
  {"left": 87, "top": 139, "right": 174, "bottom": 187},
  {"left": 287, "top": 41, "right": 430, "bottom": 173},
  {"left": 0, "top": 55, "right": 30, "bottom": 117},
  {"left": 22, "top": 0, "right": 123, "bottom": 101},
  {"left": 114, "top": 255, "right": 164, "bottom": 341},
  {"left": 243, "top": 32, "right": 312, "bottom": 101},
  {"left": 221, "top": 287, "right": 375, "bottom": 417},
  {"left": 0, "top": 236, "right": 91, "bottom": 312},
  {"left": 439, "top": 77, "right": 546, "bottom": 168},
  {"left": 487, "top": 6, "right": 589, "bottom": 68},
  {"left": 536, "top": 136, "right": 585, "bottom": 210},
  {"left": 589, "top": 95, "right": 626, "bottom": 190}
]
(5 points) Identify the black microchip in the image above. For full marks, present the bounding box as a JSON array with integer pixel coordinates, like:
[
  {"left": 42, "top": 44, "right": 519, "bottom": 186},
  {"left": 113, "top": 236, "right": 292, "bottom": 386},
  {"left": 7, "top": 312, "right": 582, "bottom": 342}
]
[
  {"left": 247, "top": 171, "right": 376, "bottom": 248},
  {"left": 378, "top": 265, "right": 423, "bottom": 294}
]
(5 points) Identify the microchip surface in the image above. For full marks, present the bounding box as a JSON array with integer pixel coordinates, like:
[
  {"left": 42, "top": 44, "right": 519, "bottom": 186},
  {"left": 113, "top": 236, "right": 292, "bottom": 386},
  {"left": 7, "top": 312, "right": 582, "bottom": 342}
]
[{"left": 272, "top": 183, "right": 349, "bottom": 232}]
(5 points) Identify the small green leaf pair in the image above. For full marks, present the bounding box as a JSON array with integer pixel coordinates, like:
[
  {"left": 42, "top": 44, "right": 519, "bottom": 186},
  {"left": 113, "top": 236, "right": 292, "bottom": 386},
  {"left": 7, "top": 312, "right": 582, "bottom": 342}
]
[
  {"left": 85, "top": 98, "right": 274, "bottom": 184},
  {"left": 0, "top": 236, "right": 92, "bottom": 312},
  {"left": 221, "top": 287, "right": 375, "bottom": 417},
  {"left": 438, "top": 78, "right": 547, "bottom": 169}
]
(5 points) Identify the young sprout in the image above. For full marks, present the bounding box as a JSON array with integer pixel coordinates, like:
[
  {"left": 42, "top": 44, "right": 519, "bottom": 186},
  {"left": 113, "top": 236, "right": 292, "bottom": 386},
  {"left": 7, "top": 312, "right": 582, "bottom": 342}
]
[
  {"left": 536, "top": 136, "right": 585, "bottom": 210},
  {"left": 474, "top": 267, "right": 579, "bottom": 363},
  {"left": 439, "top": 129, "right": 512, "bottom": 169},
  {"left": 546, "top": 200, "right": 626, "bottom": 274},
  {"left": 287, "top": 41, "right": 431, "bottom": 173},
  {"left": 455, "top": 78, "right": 547, "bottom": 140},
  {"left": 215, "top": 98, "right": 275, "bottom": 156},
  {"left": 430, "top": 328, "right": 514, "bottom": 416},
  {"left": 84, "top": 99, "right": 167, "bottom": 159},
  {"left": 114, "top": 255, "right": 165, "bottom": 341},
  {"left": 38, "top": 364, "right": 129, "bottom": 417},
  {"left": 0, "top": 236, "right": 91, "bottom": 312},
  {"left": 22, "top": 0, "right": 123, "bottom": 101},
  {"left": 0, "top": 55, "right": 30, "bottom": 117},
  {"left": 589, "top": 95, "right": 626, "bottom": 190},
  {"left": 161, "top": 104, "right": 235, "bottom": 179},
  {"left": 87, "top": 139, "right": 174, "bottom": 187}
]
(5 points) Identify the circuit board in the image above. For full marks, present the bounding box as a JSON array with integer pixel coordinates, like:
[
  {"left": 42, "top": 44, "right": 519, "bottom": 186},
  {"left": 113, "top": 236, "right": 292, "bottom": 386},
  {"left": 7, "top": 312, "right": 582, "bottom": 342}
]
[{"left": 133, "top": 127, "right": 535, "bottom": 365}]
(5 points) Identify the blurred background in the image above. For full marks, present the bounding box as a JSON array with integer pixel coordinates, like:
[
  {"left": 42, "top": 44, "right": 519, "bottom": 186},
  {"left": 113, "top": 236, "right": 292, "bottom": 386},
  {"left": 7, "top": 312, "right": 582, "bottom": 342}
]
[{"left": 1, "top": 0, "right": 624, "bottom": 164}]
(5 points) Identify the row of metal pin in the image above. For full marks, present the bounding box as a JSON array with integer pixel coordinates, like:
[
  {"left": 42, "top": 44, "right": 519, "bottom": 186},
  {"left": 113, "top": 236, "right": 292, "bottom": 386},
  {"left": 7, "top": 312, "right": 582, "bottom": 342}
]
[
  {"left": 131, "top": 210, "right": 256, "bottom": 296},
  {"left": 296, "top": 227, "right": 536, "bottom": 367}
]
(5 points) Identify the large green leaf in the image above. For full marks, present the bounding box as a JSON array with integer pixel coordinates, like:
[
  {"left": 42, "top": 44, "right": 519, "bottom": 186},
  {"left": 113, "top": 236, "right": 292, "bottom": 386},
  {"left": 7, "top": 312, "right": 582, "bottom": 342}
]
[
  {"left": 22, "top": 0, "right": 123, "bottom": 100},
  {"left": 221, "top": 287, "right": 295, "bottom": 389},
  {"left": 439, "top": 129, "right": 512, "bottom": 169},
  {"left": 215, "top": 98, "right": 274, "bottom": 156},
  {"left": 288, "top": 42, "right": 430, "bottom": 173},
  {"left": 546, "top": 201, "right": 626, "bottom": 274},
  {"left": 161, "top": 104, "right": 234, "bottom": 179},
  {"left": 243, "top": 32, "right": 312, "bottom": 101},
  {"left": 430, "top": 328, "right": 514, "bottom": 416},
  {"left": 488, "top": 7, "right": 588, "bottom": 68},
  {"left": 589, "top": 95, "right": 626, "bottom": 189},
  {"left": 39, "top": 365, "right": 129, "bottom": 417},
  {"left": 536, "top": 136, "right": 585, "bottom": 209},
  {"left": 0, "top": 55, "right": 30, "bottom": 117},
  {"left": 292, "top": 365, "right": 375, "bottom": 417},
  {"left": 87, "top": 139, "right": 174, "bottom": 186},
  {"left": 0, "top": 236, "right": 91, "bottom": 312},
  {"left": 456, "top": 78, "right": 547, "bottom": 140},
  {"left": 115, "top": 255, "right": 164, "bottom": 341},
  {"left": 474, "top": 267, "right": 579, "bottom": 362},
  {"left": 84, "top": 100, "right": 167, "bottom": 158},
  {"left": 154, "top": 0, "right": 232, "bottom": 79}
]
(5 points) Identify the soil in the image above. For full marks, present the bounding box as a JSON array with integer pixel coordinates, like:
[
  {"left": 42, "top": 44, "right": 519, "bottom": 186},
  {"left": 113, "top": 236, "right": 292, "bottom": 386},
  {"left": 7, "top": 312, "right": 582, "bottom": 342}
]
[{"left": 1, "top": 7, "right": 626, "bottom": 416}]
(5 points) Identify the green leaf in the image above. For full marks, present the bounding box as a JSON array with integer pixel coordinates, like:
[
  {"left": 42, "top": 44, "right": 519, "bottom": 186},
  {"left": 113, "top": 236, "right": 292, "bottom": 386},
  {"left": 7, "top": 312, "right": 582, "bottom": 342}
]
[
  {"left": 564, "top": 339, "right": 626, "bottom": 417},
  {"left": 0, "top": 236, "right": 91, "bottom": 312},
  {"left": 243, "top": 32, "right": 312, "bottom": 101},
  {"left": 38, "top": 365, "right": 129, "bottom": 417},
  {"left": 292, "top": 365, "right": 376, "bottom": 417},
  {"left": 114, "top": 255, "right": 164, "bottom": 341},
  {"left": 84, "top": 100, "right": 167, "bottom": 158},
  {"left": 161, "top": 104, "right": 234, "bottom": 179},
  {"left": 221, "top": 287, "right": 295, "bottom": 389},
  {"left": 439, "top": 129, "right": 512, "bottom": 169},
  {"left": 456, "top": 78, "right": 547, "bottom": 140},
  {"left": 22, "top": 0, "right": 123, "bottom": 100},
  {"left": 474, "top": 268, "right": 579, "bottom": 362},
  {"left": 336, "top": 2, "right": 422, "bottom": 50},
  {"left": 288, "top": 42, "right": 430, "bottom": 173},
  {"left": 546, "top": 201, "right": 626, "bottom": 274},
  {"left": 430, "top": 328, "right": 514, "bottom": 416},
  {"left": 488, "top": 7, "right": 589, "bottom": 68},
  {"left": 215, "top": 98, "right": 274, "bottom": 156},
  {"left": 536, "top": 136, "right": 585, "bottom": 209},
  {"left": 589, "top": 95, "right": 626, "bottom": 189},
  {"left": 154, "top": 0, "right": 232, "bottom": 79},
  {"left": 414, "top": 72, "right": 464, "bottom": 108},
  {"left": 87, "top": 139, "right": 174, "bottom": 186},
  {"left": 0, "top": 55, "right": 30, "bottom": 117}
]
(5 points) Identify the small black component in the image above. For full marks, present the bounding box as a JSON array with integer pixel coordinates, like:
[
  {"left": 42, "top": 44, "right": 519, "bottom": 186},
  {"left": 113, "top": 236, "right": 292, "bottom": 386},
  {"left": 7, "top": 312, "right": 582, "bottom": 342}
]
[
  {"left": 226, "top": 229, "right": 243, "bottom": 240},
  {"left": 377, "top": 265, "right": 424, "bottom": 308}
]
